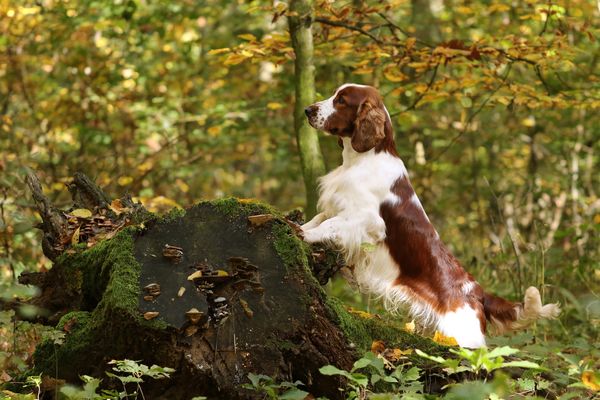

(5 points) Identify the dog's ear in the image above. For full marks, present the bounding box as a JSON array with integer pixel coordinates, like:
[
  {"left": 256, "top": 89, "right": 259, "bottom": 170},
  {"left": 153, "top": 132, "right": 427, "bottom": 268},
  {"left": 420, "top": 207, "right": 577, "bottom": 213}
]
[{"left": 352, "top": 99, "right": 386, "bottom": 153}]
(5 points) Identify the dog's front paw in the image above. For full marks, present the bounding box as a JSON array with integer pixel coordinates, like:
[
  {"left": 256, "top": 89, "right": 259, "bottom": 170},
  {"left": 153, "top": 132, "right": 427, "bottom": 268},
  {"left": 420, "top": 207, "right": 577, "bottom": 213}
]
[
  {"left": 301, "top": 228, "right": 322, "bottom": 244},
  {"left": 284, "top": 218, "right": 304, "bottom": 239}
]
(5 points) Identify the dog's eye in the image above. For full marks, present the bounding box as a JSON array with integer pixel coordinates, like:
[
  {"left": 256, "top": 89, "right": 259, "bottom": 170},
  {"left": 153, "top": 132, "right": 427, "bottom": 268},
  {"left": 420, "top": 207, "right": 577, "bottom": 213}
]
[{"left": 337, "top": 96, "right": 345, "bottom": 105}]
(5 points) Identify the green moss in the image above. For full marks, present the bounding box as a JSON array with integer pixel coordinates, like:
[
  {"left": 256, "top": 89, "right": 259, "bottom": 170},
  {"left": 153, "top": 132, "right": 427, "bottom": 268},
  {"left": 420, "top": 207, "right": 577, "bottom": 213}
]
[
  {"left": 325, "top": 297, "right": 445, "bottom": 359},
  {"left": 209, "top": 197, "right": 277, "bottom": 217},
  {"left": 272, "top": 223, "right": 308, "bottom": 271},
  {"left": 160, "top": 206, "right": 186, "bottom": 222},
  {"left": 32, "top": 228, "right": 166, "bottom": 378},
  {"left": 57, "top": 311, "right": 91, "bottom": 330}
]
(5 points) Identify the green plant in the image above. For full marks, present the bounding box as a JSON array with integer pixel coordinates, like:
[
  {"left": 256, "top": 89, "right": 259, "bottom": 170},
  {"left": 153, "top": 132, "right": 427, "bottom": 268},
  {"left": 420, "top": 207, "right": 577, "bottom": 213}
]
[
  {"left": 59, "top": 360, "right": 175, "bottom": 400},
  {"left": 319, "top": 352, "right": 424, "bottom": 399},
  {"left": 242, "top": 373, "right": 308, "bottom": 400},
  {"left": 415, "top": 346, "right": 543, "bottom": 376}
]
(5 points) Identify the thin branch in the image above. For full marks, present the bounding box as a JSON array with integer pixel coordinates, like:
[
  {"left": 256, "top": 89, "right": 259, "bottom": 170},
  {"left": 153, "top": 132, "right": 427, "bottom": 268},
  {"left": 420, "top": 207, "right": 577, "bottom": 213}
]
[
  {"left": 389, "top": 64, "right": 439, "bottom": 117},
  {"left": 313, "top": 17, "right": 384, "bottom": 44},
  {"left": 376, "top": 12, "right": 433, "bottom": 48},
  {"left": 535, "top": 64, "right": 552, "bottom": 94},
  {"left": 484, "top": 177, "right": 524, "bottom": 294},
  {"left": 538, "top": 1, "right": 552, "bottom": 36},
  {"left": 431, "top": 63, "right": 513, "bottom": 162}
]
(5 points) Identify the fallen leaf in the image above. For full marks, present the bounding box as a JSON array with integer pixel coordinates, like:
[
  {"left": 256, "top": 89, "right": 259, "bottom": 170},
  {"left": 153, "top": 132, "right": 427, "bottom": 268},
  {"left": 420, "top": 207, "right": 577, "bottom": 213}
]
[
  {"left": 0, "top": 371, "right": 12, "bottom": 383},
  {"left": 404, "top": 320, "right": 416, "bottom": 333},
  {"left": 432, "top": 331, "right": 458, "bottom": 346},
  {"left": 239, "top": 298, "right": 254, "bottom": 318},
  {"left": 384, "top": 348, "right": 413, "bottom": 362},
  {"left": 187, "top": 271, "right": 203, "bottom": 281},
  {"left": 582, "top": 371, "right": 600, "bottom": 391},
  {"left": 110, "top": 199, "right": 130, "bottom": 215},
  {"left": 248, "top": 214, "right": 275, "bottom": 227},
  {"left": 70, "top": 208, "right": 92, "bottom": 218},
  {"left": 371, "top": 340, "right": 386, "bottom": 354},
  {"left": 71, "top": 226, "right": 80, "bottom": 245},
  {"left": 177, "top": 287, "right": 186, "bottom": 297}
]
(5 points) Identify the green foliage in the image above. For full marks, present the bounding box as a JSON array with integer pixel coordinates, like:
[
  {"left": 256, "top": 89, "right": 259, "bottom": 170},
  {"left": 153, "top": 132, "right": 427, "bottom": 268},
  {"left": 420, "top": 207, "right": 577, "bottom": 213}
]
[
  {"left": 319, "top": 352, "right": 424, "bottom": 399},
  {"left": 1, "top": 0, "right": 599, "bottom": 398},
  {"left": 242, "top": 373, "right": 309, "bottom": 400},
  {"left": 59, "top": 360, "right": 175, "bottom": 400},
  {"left": 415, "top": 346, "right": 543, "bottom": 375}
]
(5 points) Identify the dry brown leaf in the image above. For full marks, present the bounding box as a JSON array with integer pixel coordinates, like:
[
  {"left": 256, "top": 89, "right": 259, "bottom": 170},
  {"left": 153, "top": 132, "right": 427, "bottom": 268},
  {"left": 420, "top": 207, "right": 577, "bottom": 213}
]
[
  {"left": 248, "top": 214, "right": 275, "bottom": 227},
  {"left": 371, "top": 340, "right": 386, "bottom": 354}
]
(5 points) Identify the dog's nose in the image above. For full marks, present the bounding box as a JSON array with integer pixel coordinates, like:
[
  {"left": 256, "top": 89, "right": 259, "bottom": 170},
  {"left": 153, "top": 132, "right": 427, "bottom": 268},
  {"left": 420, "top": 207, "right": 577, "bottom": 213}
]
[{"left": 305, "top": 106, "right": 316, "bottom": 118}]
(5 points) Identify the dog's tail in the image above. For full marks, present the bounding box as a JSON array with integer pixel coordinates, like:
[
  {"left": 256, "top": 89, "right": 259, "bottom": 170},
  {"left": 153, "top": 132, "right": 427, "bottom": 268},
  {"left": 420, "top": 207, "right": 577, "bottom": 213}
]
[{"left": 483, "top": 287, "right": 560, "bottom": 333}]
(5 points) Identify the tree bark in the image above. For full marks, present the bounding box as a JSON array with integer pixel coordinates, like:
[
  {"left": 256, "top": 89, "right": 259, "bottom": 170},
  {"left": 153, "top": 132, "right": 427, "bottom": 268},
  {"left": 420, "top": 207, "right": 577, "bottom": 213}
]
[
  {"left": 289, "top": 0, "right": 326, "bottom": 219},
  {"left": 18, "top": 173, "right": 442, "bottom": 399}
]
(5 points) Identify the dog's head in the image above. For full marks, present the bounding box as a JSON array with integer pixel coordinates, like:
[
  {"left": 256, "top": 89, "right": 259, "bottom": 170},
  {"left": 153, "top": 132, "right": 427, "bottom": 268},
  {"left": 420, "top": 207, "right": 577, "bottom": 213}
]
[{"left": 305, "top": 83, "right": 391, "bottom": 153}]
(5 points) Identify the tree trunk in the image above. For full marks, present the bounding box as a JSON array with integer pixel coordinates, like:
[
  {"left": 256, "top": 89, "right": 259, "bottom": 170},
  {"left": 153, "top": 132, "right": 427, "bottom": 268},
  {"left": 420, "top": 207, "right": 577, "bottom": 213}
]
[
  {"left": 289, "top": 0, "right": 326, "bottom": 219},
  {"left": 18, "top": 173, "right": 442, "bottom": 399}
]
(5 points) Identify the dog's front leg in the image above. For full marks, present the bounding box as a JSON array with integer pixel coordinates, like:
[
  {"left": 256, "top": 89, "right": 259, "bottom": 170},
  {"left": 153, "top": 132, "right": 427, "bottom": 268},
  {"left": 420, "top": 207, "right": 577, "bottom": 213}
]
[
  {"left": 302, "top": 213, "right": 386, "bottom": 246},
  {"left": 302, "top": 216, "right": 344, "bottom": 244},
  {"left": 301, "top": 212, "right": 328, "bottom": 231}
]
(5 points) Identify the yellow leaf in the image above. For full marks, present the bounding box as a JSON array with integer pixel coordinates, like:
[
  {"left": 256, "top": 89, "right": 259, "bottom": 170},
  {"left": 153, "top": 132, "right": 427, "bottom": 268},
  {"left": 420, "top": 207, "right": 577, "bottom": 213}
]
[
  {"left": 238, "top": 33, "right": 257, "bottom": 41},
  {"left": 187, "top": 271, "right": 202, "bottom": 281},
  {"left": 71, "top": 226, "right": 80, "bottom": 245},
  {"left": 141, "top": 196, "right": 181, "bottom": 213},
  {"left": 70, "top": 209, "right": 92, "bottom": 218},
  {"left": 432, "top": 331, "right": 458, "bottom": 346},
  {"left": 383, "top": 66, "right": 407, "bottom": 82},
  {"left": 371, "top": 340, "right": 386, "bottom": 354},
  {"left": 118, "top": 176, "right": 133, "bottom": 186},
  {"left": 267, "top": 102, "right": 283, "bottom": 110},
  {"left": 110, "top": 199, "right": 129, "bottom": 215},
  {"left": 347, "top": 306, "right": 375, "bottom": 319},
  {"left": 224, "top": 53, "right": 249, "bottom": 66},
  {"left": 354, "top": 67, "right": 373, "bottom": 75},
  {"left": 521, "top": 116, "right": 536, "bottom": 127},
  {"left": 207, "top": 48, "right": 230, "bottom": 55},
  {"left": 215, "top": 270, "right": 229, "bottom": 277},
  {"left": 177, "top": 287, "right": 186, "bottom": 297},
  {"left": 582, "top": 371, "right": 600, "bottom": 391},
  {"left": 404, "top": 320, "right": 415, "bottom": 333},
  {"left": 208, "top": 126, "right": 221, "bottom": 136},
  {"left": 175, "top": 179, "right": 189, "bottom": 193}
]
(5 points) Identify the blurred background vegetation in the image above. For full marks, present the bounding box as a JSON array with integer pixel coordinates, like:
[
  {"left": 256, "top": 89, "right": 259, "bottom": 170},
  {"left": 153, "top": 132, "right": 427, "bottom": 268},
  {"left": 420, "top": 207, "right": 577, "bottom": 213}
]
[{"left": 0, "top": 0, "right": 599, "bottom": 388}]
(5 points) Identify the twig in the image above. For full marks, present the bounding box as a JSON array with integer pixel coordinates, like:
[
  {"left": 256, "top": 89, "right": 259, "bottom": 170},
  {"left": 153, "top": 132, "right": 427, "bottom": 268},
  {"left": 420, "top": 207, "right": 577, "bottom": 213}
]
[
  {"left": 538, "top": 1, "right": 552, "bottom": 36},
  {"left": 0, "top": 188, "right": 15, "bottom": 281},
  {"left": 484, "top": 177, "right": 524, "bottom": 294},
  {"left": 431, "top": 62, "right": 513, "bottom": 162},
  {"left": 314, "top": 17, "right": 384, "bottom": 44},
  {"left": 389, "top": 64, "right": 439, "bottom": 116},
  {"left": 376, "top": 12, "right": 433, "bottom": 48}
]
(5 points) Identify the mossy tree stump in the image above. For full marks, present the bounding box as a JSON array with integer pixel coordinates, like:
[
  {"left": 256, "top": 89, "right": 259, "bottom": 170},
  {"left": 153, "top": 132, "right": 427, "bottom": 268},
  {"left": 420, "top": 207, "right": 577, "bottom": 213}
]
[{"left": 21, "top": 174, "right": 441, "bottom": 399}]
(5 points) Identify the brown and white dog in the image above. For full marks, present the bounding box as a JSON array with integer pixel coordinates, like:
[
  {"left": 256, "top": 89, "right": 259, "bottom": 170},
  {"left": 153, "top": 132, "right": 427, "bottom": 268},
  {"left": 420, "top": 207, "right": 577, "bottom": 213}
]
[{"left": 302, "top": 83, "right": 560, "bottom": 348}]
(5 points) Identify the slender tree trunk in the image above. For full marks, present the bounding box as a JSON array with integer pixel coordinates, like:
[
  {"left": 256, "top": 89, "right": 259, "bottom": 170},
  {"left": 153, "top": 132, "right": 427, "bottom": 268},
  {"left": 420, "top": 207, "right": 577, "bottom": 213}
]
[{"left": 289, "top": 0, "right": 325, "bottom": 218}]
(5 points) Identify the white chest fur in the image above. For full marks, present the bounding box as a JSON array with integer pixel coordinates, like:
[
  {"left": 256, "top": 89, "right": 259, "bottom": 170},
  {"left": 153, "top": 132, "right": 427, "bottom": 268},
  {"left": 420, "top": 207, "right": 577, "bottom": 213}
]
[{"left": 317, "top": 138, "right": 407, "bottom": 217}]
